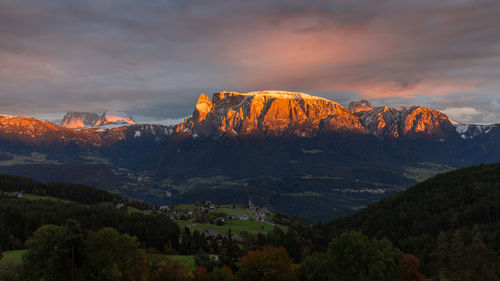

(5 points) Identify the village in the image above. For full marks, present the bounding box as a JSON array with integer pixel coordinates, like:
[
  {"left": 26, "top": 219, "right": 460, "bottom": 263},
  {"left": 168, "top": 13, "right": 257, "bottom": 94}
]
[
  {"left": 2, "top": 190, "right": 278, "bottom": 240},
  {"left": 3, "top": 190, "right": 272, "bottom": 228},
  {"left": 157, "top": 198, "right": 270, "bottom": 225}
]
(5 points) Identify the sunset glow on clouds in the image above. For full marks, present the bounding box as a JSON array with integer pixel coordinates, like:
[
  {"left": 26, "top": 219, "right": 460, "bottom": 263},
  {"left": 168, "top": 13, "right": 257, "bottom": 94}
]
[{"left": 0, "top": 0, "right": 499, "bottom": 124}]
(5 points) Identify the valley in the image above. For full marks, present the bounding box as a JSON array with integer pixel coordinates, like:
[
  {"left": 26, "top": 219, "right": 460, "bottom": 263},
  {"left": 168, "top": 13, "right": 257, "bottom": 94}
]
[
  {"left": 3, "top": 1, "right": 499, "bottom": 279},
  {"left": 0, "top": 91, "right": 498, "bottom": 221}
]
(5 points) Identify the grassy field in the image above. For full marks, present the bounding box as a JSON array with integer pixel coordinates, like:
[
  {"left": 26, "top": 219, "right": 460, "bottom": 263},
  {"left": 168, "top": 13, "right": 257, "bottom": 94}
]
[
  {"left": 0, "top": 250, "right": 26, "bottom": 267},
  {"left": 174, "top": 204, "right": 264, "bottom": 219},
  {"left": 210, "top": 205, "right": 255, "bottom": 218},
  {"left": 165, "top": 176, "right": 247, "bottom": 193},
  {"left": 24, "top": 194, "right": 71, "bottom": 203},
  {"left": 176, "top": 219, "right": 283, "bottom": 235},
  {"left": 0, "top": 152, "right": 58, "bottom": 166},
  {"left": 166, "top": 255, "right": 195, "bottom": 271},
  {"left": 0, "top": 250, "right": 196, "bottom": 273},
  {"left": 171, "top": 203, "right": 284, "bottom": 234},
  {"left": 126, "top": 206, "right": 152, "bottom": 215},
  {"left": 286, "top": 191, "right": 323, "bottom": 197},
  {"left": 404, "top": 162, "right": 453, "bottom": 182}
]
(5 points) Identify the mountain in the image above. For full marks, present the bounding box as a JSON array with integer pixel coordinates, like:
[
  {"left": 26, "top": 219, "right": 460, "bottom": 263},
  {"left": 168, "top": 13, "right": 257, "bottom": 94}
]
[
  {"left": 0, "top": 91, "right": 498, "bottom": 221},
  {"left": 61, "top": 112, "right": 100, "bottom": 128},
  {"left": 0, "top": 114, "right": 172, "bottom": 150},
  {"left": 348, "top": 99, "right": 373, "bottom": 113},
  {"left": 95, "top": 111, "right": 136, "bottom": 127},
  {"left": 354, "top": 105, "right": 456, "bottom": 139},
  {"left": 60, "top": 111, "right": 136, "bottom": 128},
  {"left": 454, "top": 123, "right": 498, "bottom": 139},
  {"left": 2, "top": 92, "right": 496, "bottom": 146},
  {"left": 179, "top": 91, "right": 492, "bottom": 140},
  {"left": 179, "top": 91, "right": 366, "bottom": 138}
]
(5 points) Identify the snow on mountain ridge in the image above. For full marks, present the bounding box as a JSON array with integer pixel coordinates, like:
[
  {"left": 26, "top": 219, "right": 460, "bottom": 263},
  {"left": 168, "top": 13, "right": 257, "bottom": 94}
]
[
  {"left": 453, "top": 123, "right": 496, "bottom": 139},
  {"left": 219, "top": 90, "right": 337, "bottom": 104}
]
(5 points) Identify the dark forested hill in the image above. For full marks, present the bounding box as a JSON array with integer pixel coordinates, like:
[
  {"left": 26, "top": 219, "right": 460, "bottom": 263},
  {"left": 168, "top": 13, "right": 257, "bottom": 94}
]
[
  {"left": 315, "top": 163, "right": 500, "bottom": 278},
  {"left": 0, "top": 173, "right": 120, "bottom": 204}
]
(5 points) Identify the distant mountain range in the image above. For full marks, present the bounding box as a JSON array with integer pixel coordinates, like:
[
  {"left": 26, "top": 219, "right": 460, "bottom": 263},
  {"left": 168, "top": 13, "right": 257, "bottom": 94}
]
[
  {"left": 0, "top": 91, "right": 498, "bottom": 221},
  {"left": 180, "top": 91, "right": 465, "bottom": 140},
  {"left": 1, "top": 90, "right": 496, "bottom": 145}
]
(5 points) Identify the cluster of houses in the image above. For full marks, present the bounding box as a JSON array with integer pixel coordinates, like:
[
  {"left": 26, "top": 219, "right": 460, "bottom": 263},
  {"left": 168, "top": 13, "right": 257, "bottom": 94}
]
[
  {"left": 98, "top": 201, "right": 125, "bottom": 209},
  {"left": 5, "top": 191, "right": 24, "bottom": 199},
  {"left": 4, "top": 189, "right": 271, "bottom": 231},
  {"left": 157, "top": 199, "right": 270, "bottom": 225},
  {"left": 248, "top": 198, "right": 269, "bottom": 222}
]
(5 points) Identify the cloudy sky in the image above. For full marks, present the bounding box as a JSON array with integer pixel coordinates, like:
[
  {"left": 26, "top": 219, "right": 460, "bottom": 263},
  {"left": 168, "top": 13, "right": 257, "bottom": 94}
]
[{"left": 0, "top": 0, "right": 499, "bottom": 124}]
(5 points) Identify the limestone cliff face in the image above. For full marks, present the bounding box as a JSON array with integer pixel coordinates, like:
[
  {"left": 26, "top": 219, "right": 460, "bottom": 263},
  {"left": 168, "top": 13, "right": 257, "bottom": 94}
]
[
  {"left": 61, "top": 112, "right": 136, "bottom": 129},
  {"left": 355, "top": 106, "right": 455, "bottom": 139},
  {"left": 185, "top": 91, "right": 366, "bottom": 137}
]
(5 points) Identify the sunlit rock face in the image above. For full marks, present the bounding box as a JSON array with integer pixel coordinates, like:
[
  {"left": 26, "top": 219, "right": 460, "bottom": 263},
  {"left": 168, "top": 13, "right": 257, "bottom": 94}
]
[
  {"left": 0, "top": 115, "right": 102, "bottom": 146},
  {"left": 185, "top": 91, "right": 366, "bottom": 137},
  {"left": 95, "top": 112, "right": 136, "bottom": 127},
  {"left": 355, "top": 106, "right": 455, "bottom": 139},
  {"left": 61, "top": 112, "right": 100, "bottom": 128},
  {"left": 0, "top": 115, "right": 171, "bottom": 148},
  {"left": 348, "top": 99, "right": 373, "bottom": 113},
  {"left": 61, "top": 112, "right": 136, "bottom": 129}
]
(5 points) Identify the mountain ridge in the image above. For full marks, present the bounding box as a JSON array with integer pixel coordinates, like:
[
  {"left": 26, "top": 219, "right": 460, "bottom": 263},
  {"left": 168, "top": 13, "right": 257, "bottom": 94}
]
[
  {"left": 180, "top": 91, "right": 496, "bottom": 140},
  {"left": 0, "top": 91, "right": 498, "bottom": 150},
  {"left": 61, "top": 111, "right": 136, "bottom": 129}
]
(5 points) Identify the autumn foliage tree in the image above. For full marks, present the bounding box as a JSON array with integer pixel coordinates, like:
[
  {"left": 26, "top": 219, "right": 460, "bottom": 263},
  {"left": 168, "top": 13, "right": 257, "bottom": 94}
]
[
  {"left": 194, "top": 266, "right": 211, "bottom": 281},
  {"left": 236, "top": 247, "right": 296, "bottom": 281},
  {"left": 398, "top": 254, "right": 427, "bottom": 281}
]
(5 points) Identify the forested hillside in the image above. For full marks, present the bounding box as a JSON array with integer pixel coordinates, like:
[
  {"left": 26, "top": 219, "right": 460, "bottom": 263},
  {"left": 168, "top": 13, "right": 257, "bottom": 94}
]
[
  {"left": 314, "top": 163, "right": 500, "bottom": 279},
  {"left": 1, "top": 164, "right": 499, "bottom": 280},
  {"left": 0, "top": 173, "right": 119, "bottom": 204}
]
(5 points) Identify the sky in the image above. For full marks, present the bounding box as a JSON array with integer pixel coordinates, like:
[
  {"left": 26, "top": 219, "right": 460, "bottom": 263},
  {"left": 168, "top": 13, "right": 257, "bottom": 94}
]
[{"left": 0, "top": 0, "right": 499, "bottom": 124}]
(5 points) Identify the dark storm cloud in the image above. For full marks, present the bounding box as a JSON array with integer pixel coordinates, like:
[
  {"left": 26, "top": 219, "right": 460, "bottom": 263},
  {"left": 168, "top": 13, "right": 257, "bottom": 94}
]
[{"left": 0, "top": 0, "right": 498, "bottom": 123}]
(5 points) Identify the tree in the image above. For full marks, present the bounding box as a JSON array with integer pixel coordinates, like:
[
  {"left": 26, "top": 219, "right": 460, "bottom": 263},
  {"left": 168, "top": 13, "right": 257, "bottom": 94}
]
[
  {"left": 298, "top": 253, "right": 330, "bottom": 281},
  {"left": 432, "top": 230, "right": 499, "bottom": 281},
  {"left": 23, "top": 224, "right": 83, "bottom": 281},
  {"left": 398, "top": 254, "right": 427, "bottom": 281},
  {"left": 146, "top": 256, "right": 192, "bottom": 281},
  {"left": 236, "top": 247, "right": 296, "bottom": 281},
  {"left": 211, "top": 266, "right": 235, "bottom": 281},
  {"left": 466, "top": 232, "right": 499, "bottom": 281},
  {"left": 430, "top": 232, "right": 451, "bottom": 277},
  {"left": 0, "top": 263, "right": 24, "bottom": 281},
  {"left": 194, "top": 266, "right": 211, "bottom": 281},
  {"left": 82, "top": 227, "right": 143, "bottom": 281},
  {"left": 195, "top": 251, "right": 217, "bottom": 272},
  {"left": 327, "top": 231, "right": 402, "bottom": 281}
]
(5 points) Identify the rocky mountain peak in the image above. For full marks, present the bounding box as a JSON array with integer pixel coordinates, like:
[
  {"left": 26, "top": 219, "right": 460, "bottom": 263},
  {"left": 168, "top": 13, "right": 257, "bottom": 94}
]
[
  {"left": 355, "top": 105, "right": 455, "bottom": 138},
  {"left": 61, "top": 112, "right": 100, "bottom": 128},
  {"left": 95, "top": 112, "right": 136, "bottom": 127},
  {"left": 193, "top": 94, "right": 213, "bottom": 123},
  {"left": 60, "top": 112, "right": 135, "bottom": 128},
  {"left": 348, "top": 99, "right": 373, "bottom": 113},
  {"left": 186, "top": 91, "right": 365, "bottom": 137}
]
